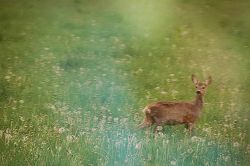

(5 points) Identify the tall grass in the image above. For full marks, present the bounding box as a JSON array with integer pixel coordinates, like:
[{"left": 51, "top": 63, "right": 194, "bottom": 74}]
[{"left": 0, "top": 0, "right": 249, "bottom": 165}]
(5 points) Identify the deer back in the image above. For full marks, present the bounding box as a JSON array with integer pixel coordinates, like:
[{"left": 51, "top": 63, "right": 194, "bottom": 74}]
[{"left": 146, "top": 101, "right": 201, "bottom": 124}]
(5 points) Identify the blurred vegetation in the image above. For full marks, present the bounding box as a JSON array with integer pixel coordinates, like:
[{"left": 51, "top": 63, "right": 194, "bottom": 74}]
[{"left": 0, "top": 0, "right": 249, "bottom": 165}]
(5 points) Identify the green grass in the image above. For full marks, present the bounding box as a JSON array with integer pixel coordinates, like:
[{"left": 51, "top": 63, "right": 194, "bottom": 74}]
[{"left": 0, "top": 0, "right": 250, "bottom": 165}]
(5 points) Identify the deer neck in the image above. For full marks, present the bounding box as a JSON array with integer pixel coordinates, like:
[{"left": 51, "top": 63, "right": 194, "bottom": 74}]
[{"left": 194, "top": 93, "right": 203, "bottom": 109}]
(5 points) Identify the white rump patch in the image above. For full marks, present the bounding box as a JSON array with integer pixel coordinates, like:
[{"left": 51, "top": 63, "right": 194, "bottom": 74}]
[{"left": 142, "top": 106, "right": 151, "bottom": 114}]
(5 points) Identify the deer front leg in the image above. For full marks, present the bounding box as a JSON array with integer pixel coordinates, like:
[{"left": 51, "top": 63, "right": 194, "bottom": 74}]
[
  {"left": 138, "top": 111, "right": 154, "bottom": 129},
  {"left": 185, "top": 123, "right": 194, "bottom": 133},
  {"left": 138, "top": 121, "right": 152, "bottom": 129}
]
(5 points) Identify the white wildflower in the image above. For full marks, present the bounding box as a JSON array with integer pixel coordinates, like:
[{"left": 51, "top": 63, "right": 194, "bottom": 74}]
[
  {"left": 181, "top": 31, "right": 189, "bottom": 36},
  {"left": 135, "top": 142, "right": 142, "bottom": 150},
  {"left": 158, "top": 132, "right": 164, "bottom": 138},
  {"left": 202, "top": 127, "right": 211, "bottom": 133},
  {"left": 191, "top": 136, "right": 204, "bottom": 142},
  {"left": 156, "top": 126, "right": 163, "bottom": 131},
  {"left": 170, "top": 74, "right": 175, "bottom": 77},
  {"left": 4, "top": 132, "right": 12, "bottom": 144},
  {"left": 187, "top": 148, "right": 193, "bottom": 154},
  {"left": 108, "top": 116, "right": 112, "bottom": 122},
  {"left": 16, "top": 76, "right": 22, "bottom": 80},
  {"left": 56, "top": 146, "right": 62, "bottom": 152},
  {"left": 154, "top": 86, "right": 160, "bottom": 90},
  {"left": 22, "top": 136, "right": 28, "bottom": 142},
  {"left": 170, "top": 160, "right": 176, "bottom": 165},
  {"left": 114, "top": 117, "right": 119, "bottom": 123},
  {"left": 223, "top": 155, "right": 230, "bottom": 161},
  {"left": 163, "top": 139, "right": 169, "bottom": 145},
  {"left": 48, "top": 104, "right": 56, "bottom": 110},
  {"left": 66, "top": 135, "right": 74, "bottom": 143},
  {"left": 67, "top": 149, "right": 72, "bottom": 156},
  {"left": 120, "top": 43, "right": 126, "bottom": 49},
  {"left": 0, "top": 130, "right": 3, "bottom": 138},
  {"left": 91, "top": 128, "right": 97, "bottom": 132},
  {"left": 19, "top": 116, "right": 25, "bottom": 122},
  {"left": 93, "top": 116, "right": 98, "bottom": 122},
  {"left": 4, "top": 75, "right": 11, "bottom": 80},
  {"left": 160, "top": 91, "right": 167, "bottom": 95},
  {"left": 58, "top": 127, "right": 65, "bottom": 134},
  {"left": 247, "top": 144, "right": 250, "bottom": 154},
  {"left": 171, "top": 89, "right": 179, "bottom": 95},
  {"left": 79, "top": 131, "right": 86, "bottom": 136},
  {"left": 233, "top": 142, "right": 240, "bottom": 148}
]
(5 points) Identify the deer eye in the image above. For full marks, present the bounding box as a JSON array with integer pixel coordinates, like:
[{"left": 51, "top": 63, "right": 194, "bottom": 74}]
[{"left": 202, "top": 87, "right": 205, "bottom": 89}]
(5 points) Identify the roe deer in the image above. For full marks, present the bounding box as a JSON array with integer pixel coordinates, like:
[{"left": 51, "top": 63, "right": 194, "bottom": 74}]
[{"left": 138, "top": 74, "right": 212, "bottom": 132}]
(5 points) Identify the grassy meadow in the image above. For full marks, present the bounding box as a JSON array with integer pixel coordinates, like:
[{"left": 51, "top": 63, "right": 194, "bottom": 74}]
[{"left": 0, "top": 0, "right": 250, "bottom": 165}]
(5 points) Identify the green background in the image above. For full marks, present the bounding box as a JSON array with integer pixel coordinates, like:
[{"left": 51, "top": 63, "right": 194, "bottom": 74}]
[{"left": 0, "top": 0, "right": 249, "bottom": 165}]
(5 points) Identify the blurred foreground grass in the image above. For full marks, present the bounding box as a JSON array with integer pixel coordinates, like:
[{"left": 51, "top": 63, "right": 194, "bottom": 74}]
[{"left": 0, "top": 0, "right": 250, "bottom": 165}]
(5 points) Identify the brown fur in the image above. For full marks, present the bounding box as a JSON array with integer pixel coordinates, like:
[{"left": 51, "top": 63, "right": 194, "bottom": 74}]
[{"left": 138, "top": 74, "right": 212, "bottom": 132}]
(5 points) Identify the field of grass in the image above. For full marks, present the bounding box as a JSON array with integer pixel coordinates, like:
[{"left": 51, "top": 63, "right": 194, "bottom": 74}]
[{"left": 0, "top": 0, "right": 250, "bottom": 165}]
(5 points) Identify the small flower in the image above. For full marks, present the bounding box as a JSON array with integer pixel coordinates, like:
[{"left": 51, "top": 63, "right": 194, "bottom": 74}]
[
  {"left": 135, "top": 142, "right": 142, "bottom": 150},
  {"left": 4, "top": 133, "right": 12, "bottom": 144},
  {"left": 114, "top": 117, "right": 119, "bottom": 123},
  {"left": 0, "top": 130, "right": 3, "bottom": 138},
  {"left": 19, "top": 116, "right": 25, "bottom": 122},
  {"left": 48, "top": 104, "right": 56, "bottom": 110},
  {"left": 160, "top": 91, "right": 167, "bottom": 95},
  {"left": 4, "top": 76, "right": 11, "bottom": 80},
  {"left": 191, "top": 136, "right": 204, "bottom": 142},
  {"left": 58, "top": 127, "right": 65, "bottom": 134},
  {"left": 67, "top": 149, "right": 72, "bottom": 156},
  {"left": 156, "top": 126, "right": 163, "bottom": 131},
  {"left": 93, "top": 116, "right": 98, "bottom": 122},
  {"left": 247, "top": 144, "right": 250, "bottom": 154},
  {"left": 163, "top": 139, "right": 169, "bottom": 145},
  {"left": 56, "top": 146, "right": 62, "bottom": 152},
  {"left": 22, "top": 136, "right": 28, "bottom": 142},
  {"left": 158, "top": 132, "right": 164, "bottom": 137},
  {"left": 108, "top": 116, "right": 112, "bottom": 122},
  {"left": 233, "top": 142, "right": 240, "bottom": 148},
  {"left": 155, "top": 86, "right": 160, "bottom": 90},
  {"left": 170, "top": 74, "right": 175, "bottom": 77},
  {"left": 202, "top": 127, "right": 211, "bottom": 133},
  {"left": 223, "top": 155, "right": 230, "bottom": 161},
  {"left": 171, "top": 89, "right": 179, "bottom": 95},
  {"left": 91, "top": 128, "right": 97, "bottom": 132},
  {"left": 170, "top": 160, "right": 176, "bottom": 165},
  {"left": 187, "top": 148, "right": 193, "bottom": 154},
  {"left": 66, "top": 135, "right": 74, "bottom": 143}
]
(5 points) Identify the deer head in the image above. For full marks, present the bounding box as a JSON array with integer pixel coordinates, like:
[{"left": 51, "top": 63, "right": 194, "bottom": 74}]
[{"left": 192, "top": 74, "right": 212, "bottom": 96}]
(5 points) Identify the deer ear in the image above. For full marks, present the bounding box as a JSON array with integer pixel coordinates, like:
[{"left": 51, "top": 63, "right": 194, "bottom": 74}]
[
  {"left": 191, "top": 74, "right": 198, "bottom": 84},
  {"left": 206, "top": 76, "right": 212, "bottom": 85}
]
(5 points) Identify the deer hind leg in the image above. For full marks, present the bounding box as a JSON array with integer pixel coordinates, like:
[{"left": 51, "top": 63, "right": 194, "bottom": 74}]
[{"left": 138, "top": 107, "right": 153, "bottom": 129}]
